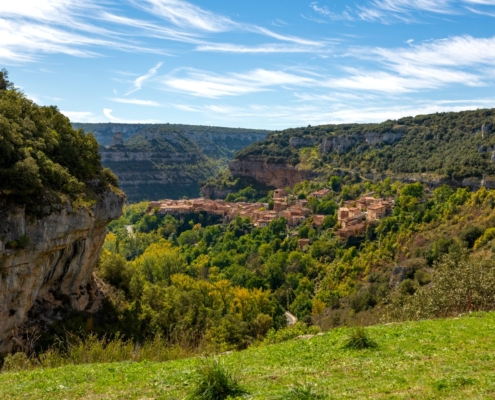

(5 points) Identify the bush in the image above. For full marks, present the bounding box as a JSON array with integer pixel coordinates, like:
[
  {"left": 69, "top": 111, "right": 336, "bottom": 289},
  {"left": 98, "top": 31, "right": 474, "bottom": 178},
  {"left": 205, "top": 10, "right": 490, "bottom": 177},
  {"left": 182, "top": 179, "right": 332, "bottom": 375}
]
[
  {"left": 188, "top": 357, "right": 247, "bottom": 400},
  {"left": 389, "top": 255, "right": 495, "bottom": 321},
  {"left": 460, "top": 226, "right": 483, "bottom": 249},
  {"left": 1, "top": 352, "right": 34, "bottom": 372},
  {"left": 342, "top": 326, "right": 377, "bottom": 350}
]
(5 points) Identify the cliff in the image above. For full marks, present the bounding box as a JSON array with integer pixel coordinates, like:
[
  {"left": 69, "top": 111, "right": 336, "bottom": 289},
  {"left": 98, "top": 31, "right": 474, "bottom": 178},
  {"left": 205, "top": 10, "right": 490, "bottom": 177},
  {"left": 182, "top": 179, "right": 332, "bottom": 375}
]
[
  {"left": 229, "top": 156, "right": 318, "bottom": 188},
  {"left": 232, "top": 109, "right": 495, "bottom": 189},
  {"left": 92, "top": 126, "right": 268, "bottom": 202},
  {"left": 0, "top": 190, "right": 124, "bottom": 353}
]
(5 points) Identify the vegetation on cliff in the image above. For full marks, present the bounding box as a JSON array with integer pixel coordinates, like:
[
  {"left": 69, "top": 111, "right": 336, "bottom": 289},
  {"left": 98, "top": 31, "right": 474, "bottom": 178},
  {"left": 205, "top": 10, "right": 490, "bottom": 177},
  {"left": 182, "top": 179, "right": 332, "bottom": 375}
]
[
  {"left": 0, "top": 70, "right": 118, "bottom": 212},
  {"left": 235, "top": 108, "right": 495, "bottom": 182}
]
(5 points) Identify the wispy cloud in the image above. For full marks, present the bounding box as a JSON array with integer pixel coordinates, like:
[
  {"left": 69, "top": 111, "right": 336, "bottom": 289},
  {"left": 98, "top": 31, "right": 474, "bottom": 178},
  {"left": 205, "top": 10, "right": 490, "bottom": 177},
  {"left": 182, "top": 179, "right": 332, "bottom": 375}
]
[
  {"left": 0, "top": 0, "right": 321, "bottom": 63},
  {"left": 307, "top": 0, "right": 495, "bottom": 24},
  {"left": 61, "top": 110, "right": 100, "bottom": 123},
  {"left": 103, "top": 108, "right": 158, "bottom": 123},
  {"left": 195, "top": 43, "right": 322, "bottom": 53},
  {"left": 125, "top": 62, "right": 163, "bottom": 96},
  {"left": 109, "top": 97, "right": 162, "bottom": 106},
  {"left": 161, "top": 68, "right": 315, "bottom": 98}
]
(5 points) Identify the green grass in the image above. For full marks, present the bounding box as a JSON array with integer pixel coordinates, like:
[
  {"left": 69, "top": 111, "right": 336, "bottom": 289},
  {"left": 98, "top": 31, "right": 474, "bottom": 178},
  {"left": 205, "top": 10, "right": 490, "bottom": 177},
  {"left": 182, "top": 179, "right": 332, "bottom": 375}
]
[{"left": 3, "top": 313, "right": 495, "bottom": 399}]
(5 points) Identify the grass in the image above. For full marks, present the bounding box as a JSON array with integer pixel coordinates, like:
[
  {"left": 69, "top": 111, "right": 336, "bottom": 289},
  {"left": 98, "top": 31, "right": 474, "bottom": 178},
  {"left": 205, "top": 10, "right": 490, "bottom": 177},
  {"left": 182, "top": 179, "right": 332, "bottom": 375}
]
[
  {"left": 187, "top": 357, "right": 247, "bottom": 400},
  {"left": 342, "top": 326, "right": 378, "bottom": 350},
  {"left": 3, "top": 312, "right": 495, "bottom": 399}
]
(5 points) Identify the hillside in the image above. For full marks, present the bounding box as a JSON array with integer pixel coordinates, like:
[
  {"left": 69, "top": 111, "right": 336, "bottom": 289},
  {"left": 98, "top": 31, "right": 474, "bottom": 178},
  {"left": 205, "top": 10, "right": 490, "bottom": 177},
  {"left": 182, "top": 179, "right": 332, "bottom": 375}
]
[
  {"left": 2, "top": 313, "right": 495, "bottom": 399},
  {"left": 0, "top": 72, "right": 124, "bottom": 353},
  {"left": 75, "top": 123, "right": 269, "bottom": 202},
  {"left": 228, "top": 108, "right": 495, "bottom": 190}
]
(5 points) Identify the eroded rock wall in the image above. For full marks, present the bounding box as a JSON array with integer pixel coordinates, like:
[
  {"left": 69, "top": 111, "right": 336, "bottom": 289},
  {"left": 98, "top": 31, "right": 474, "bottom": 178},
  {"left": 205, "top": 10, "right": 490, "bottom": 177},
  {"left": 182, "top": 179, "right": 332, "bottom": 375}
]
[
  {"left": 229, "top": 157, "right": 318, "bottom": 188},
  {"left": 0, "top": 190, "right": 124, "bottom": 353}
]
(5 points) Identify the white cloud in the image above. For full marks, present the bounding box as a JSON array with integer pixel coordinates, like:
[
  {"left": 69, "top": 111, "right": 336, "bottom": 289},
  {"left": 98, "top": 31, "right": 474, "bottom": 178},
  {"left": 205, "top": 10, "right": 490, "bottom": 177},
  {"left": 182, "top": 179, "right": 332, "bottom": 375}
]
[
  {"left": 61, "top": 110, "right": 99, "bottom": 122},
  {"left": 103, "top": 108, "right": 158, "bottom": 123},
  {"left": 0, "top": 0, "right": 321, "bottom": 63},
  {"left": 195, "top": 43, "right": 318, "bottom": 53},
  {"left": 109, "top": 98, "right": 162, "bottom": 107},
  {"left": 125, "top": 62, "right": 163, "bottom": 96},
  {"left": 332, "top": 35, "right": 495, "bottom": 94},
  {"left": 161, "top": 68, "right": 315, "bottom": 98}
]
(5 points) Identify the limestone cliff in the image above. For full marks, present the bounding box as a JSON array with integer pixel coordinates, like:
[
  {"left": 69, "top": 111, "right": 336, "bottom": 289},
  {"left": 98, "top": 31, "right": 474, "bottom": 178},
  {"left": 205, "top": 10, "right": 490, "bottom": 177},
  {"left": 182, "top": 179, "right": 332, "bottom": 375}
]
[
  {"left": 229, "top": 157, "right": 318, "bottom": 189},
  {"left": 0, "top": 190, "right": 124, "bottom": 353},
  {"left": 95, "top": 126, "right": 268, "bottom": 202}
]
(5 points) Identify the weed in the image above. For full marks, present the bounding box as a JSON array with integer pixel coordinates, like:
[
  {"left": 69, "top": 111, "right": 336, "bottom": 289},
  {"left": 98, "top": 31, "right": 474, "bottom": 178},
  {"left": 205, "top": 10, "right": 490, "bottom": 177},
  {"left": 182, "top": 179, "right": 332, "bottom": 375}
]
[
  {"left": 284, "top": 383, "right": 326, "bottom": 399},
  {"left": 188, "top": 357, "right": 247, "bottom": 400},
  {"left": 342, "top": 326, "right": 377, "bottom": 350}
]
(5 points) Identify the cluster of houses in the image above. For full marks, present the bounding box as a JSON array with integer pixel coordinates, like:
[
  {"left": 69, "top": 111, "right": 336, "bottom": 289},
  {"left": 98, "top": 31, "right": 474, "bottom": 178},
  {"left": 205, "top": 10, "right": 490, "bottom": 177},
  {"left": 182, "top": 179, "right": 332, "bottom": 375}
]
[
  {"left": 148, "top": 189, "right": 322, "bottom": 229},
  {"left": 335, "top": 194, "right": 394, "bottom": 239},
  {"left": 148, "top": 189, "right": 394, "bottom": 242}
]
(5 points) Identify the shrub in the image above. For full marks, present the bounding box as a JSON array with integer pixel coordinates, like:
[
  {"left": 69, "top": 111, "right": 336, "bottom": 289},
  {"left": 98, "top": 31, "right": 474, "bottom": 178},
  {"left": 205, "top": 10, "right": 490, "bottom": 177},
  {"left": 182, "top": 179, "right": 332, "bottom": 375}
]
[
  {"left": 388, "top": 255, "right": 495, "bottom": 321},
  {"left": 342, "top": 326, "right": 377, "bottom": 350},
  {"left": 2, "top": 352, "right": 34, "bottom": 372},
  {"left": 460, "top": 226, "right": 483, "bottom": 249},
  {"left": 188, "top": 357, "right": 247, "bottom": 400}
]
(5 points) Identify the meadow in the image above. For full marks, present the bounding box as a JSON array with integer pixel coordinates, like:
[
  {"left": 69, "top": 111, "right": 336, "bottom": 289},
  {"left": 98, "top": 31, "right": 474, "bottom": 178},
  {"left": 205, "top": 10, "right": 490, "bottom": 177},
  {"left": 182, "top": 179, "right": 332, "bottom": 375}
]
[{"left": 2, "top": 312, "right": 495, "bottom": 399}]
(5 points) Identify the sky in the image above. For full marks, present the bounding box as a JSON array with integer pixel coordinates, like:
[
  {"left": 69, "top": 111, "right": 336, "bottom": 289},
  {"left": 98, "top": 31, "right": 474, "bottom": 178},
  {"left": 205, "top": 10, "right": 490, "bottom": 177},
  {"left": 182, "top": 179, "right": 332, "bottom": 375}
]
[{"left": 2, "top": 0, "right": 495, "bottom": 129}]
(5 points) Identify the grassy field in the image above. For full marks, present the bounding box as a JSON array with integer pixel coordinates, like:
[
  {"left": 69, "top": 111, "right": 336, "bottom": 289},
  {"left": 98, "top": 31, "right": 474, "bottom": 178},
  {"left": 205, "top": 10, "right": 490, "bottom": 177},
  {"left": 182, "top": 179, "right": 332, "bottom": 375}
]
[{"left": 2, "top": 313, "right": 495, "bottom": 399}]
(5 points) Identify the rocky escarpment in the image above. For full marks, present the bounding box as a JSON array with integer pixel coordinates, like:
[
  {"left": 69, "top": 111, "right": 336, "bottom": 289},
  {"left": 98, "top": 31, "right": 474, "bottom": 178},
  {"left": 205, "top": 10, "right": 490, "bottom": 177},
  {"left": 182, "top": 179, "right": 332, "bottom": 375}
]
[
  {"left": 319, "top": 129, "right": 405, "bottom": 154},
  {"left": 95, "top": 127, "right": 268, "bottom": 202},
  {"left": 229, "top": 157, "right": 318, "bottom": 189},
  {"left": 0, "top": 190, "right": 124, "bottom": 353}
]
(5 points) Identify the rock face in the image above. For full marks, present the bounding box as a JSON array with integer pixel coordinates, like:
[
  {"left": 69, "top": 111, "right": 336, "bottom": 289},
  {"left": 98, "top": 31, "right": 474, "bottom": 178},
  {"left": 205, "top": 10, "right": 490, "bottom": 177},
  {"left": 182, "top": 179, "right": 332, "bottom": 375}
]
[
  {"left": 229, "top": 157, "right": 318, "bottom": 188},
  {"left": 289, "top": 136, "right": 318, "bottom": 148},
  {"left": 482, "top": 123, "right": 493, "bottom": 138},
  {"left": 98, "top": 128, "right": 268, "bottom": 202},
  {"left": 110, "top": 132, "right": 123, "bottom": 146},
  {"left": 0, "top": 190, "right": 124, "bottom": 353},
  {"left": 319, "top": 130, "right": 405, "bottom": 154}
]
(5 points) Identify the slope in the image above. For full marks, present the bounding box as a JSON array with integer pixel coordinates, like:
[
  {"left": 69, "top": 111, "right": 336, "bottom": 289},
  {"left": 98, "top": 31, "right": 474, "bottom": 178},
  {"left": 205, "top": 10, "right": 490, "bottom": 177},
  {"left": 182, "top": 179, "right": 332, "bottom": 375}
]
[
  {"left": 75, "top": 123, "right": 269, "bottom": 202},
  {"left": 2, "top": 312, "right": 495, "bottom": 399},
  {"left": 230, "top": 108, "right": 495, "bottom": 190}
]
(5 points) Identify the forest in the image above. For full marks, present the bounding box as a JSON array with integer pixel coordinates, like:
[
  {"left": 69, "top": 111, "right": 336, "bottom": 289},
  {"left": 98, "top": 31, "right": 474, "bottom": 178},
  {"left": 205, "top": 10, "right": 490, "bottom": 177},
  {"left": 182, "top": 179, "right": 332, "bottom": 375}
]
[
  {"left": 36, "top": 173, "right": 495, "bottom": 356},
  {"left": 235, "top": 109, "right": 495, "bottom": 181}
]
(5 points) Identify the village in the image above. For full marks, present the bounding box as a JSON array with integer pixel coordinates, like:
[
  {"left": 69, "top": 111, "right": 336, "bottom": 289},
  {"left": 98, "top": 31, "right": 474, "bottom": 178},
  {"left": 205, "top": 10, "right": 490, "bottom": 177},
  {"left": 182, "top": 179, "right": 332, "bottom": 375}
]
[{"left": 148, "top": 189, "right": 394, "bottom": 241}]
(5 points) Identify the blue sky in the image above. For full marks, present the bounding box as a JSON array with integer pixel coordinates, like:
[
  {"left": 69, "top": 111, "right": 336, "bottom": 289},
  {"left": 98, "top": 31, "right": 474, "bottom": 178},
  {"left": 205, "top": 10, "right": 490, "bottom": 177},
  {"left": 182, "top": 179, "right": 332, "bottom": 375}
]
[{"left": 2, "top": 0, "right": 495, "bottom": 129}]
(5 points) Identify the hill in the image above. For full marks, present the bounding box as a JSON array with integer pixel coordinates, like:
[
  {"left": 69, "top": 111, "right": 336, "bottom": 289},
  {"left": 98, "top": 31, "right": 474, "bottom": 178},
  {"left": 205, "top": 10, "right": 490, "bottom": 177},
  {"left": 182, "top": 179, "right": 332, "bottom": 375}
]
[
  {"left": 74, "top": 123, "right": 269, "bottom": 202},
  {"left": 0, "top": 70, "right": 124, "bottom": 354},
  {"left": 227, "top": 108, "right": 495, "bottom": 190},
  {"left": 2, "top": 312, "right": 495, "bottom": 399}
]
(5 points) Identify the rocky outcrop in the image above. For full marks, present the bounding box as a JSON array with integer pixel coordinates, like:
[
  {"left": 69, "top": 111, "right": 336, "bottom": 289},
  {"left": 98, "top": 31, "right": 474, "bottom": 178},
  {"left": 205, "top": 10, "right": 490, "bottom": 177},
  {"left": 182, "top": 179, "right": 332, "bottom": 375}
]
[
  {"left": 110, "top": 132, "right": 123, "bottom": 146},
  {"left": 482, "top": 123, "right": 493, "bottom": 138},
  {"left": 289, "top": 137, "right": 318, "bottom": 148},
  {"left": 0, "top": 190, "right": 124, "bottom": 353},
  {"left": 201, "top": 185, "right": 233, "bottom": 200},
  {"left": 229, "top": 157, "right": 318, "bottom": 188},
  {"left": 318, "top": 129, "right": 405, "bottom": 154}
]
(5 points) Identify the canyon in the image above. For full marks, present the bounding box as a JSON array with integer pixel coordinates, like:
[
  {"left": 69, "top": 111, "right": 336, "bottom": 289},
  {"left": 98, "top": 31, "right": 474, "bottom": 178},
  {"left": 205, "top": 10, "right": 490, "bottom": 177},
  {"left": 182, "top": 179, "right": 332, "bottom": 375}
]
[{"left": 75, "top": 123, "right": 269, "bottom": 202}]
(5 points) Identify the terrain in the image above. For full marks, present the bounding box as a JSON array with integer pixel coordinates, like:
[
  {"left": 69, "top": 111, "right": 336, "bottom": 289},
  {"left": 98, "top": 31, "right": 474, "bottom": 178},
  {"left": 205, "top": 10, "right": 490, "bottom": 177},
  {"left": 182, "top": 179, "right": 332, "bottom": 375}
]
[
  {"left": 2, "top": 312, "right": 495, "bottom": 399},
  {"left": 0, "top": 72, "right": 124, "bottom": 353},
  {"left": 222, "top": 109, "right": 495, "bottom": 192},
  {"left": 74, "top": 123, "right": 268, "bottom": 202}
]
